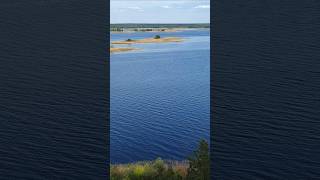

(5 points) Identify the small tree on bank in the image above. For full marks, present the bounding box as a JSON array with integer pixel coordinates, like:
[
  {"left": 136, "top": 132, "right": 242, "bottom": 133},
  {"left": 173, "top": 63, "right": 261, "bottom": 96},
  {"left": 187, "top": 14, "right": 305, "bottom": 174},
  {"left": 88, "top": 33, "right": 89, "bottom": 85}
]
[
  {"left": 186, "top": 140, "right": 210, "bottom": 180},
  {"left": 154, "top": 35, "right": 161, "bottom": 39}
]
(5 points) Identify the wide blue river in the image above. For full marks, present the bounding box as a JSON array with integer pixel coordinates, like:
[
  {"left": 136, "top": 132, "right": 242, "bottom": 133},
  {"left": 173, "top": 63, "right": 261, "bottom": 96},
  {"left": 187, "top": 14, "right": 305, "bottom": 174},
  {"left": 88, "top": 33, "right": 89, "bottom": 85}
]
[{"left": 110, "top": 29, "right": 210, "bottom": 163}]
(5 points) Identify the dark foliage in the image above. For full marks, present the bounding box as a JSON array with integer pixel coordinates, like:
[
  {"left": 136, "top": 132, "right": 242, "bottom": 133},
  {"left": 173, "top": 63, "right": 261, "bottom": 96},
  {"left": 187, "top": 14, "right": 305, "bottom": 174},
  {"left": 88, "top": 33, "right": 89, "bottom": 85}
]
[
  {"left": 154, "top": 35, "right": 161, "bottom": 39},
  {"left": 186, "top": 140, "right": 210, "bottom": 180}
]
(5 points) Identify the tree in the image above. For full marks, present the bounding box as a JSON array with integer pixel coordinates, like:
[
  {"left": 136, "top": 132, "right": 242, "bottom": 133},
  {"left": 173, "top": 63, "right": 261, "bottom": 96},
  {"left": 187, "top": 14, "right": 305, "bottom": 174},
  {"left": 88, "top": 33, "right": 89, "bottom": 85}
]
[
  {"left": 154, "top": 35, "right": 161, "bottom": 39},
  {"left": 186, "top": 140, "right": 210, "bottom": 180}
]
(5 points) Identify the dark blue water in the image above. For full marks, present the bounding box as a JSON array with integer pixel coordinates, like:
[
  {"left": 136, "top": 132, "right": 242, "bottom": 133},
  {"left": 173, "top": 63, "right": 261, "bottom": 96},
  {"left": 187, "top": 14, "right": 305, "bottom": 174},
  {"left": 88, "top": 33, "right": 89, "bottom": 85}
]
[
  {"left": 110, "top": 30, "right": 210, "bottom": 163},
  {"left": 0, "top": 1, "right": 108, "bottom": 179},
  {"left": 212, "top": 1, "right": 320, "bottom": 179}
]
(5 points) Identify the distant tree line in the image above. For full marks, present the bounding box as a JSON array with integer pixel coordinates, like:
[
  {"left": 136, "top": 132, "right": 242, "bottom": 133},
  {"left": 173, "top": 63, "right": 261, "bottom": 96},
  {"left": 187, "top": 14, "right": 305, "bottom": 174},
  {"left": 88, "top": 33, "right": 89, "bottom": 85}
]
[
  {"left": 110, "top": 27, "right": 124, "bottom": 32},
  {"left": 110, "top": 23, "right": 210, "bottom": 29}
]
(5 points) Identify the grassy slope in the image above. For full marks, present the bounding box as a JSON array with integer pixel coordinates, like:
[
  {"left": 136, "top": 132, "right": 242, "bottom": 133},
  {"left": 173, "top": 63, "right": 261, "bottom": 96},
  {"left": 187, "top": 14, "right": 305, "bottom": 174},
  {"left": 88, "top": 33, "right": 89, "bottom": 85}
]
[{"left": 111, "top": 159, "right": 188, "bottom": 180}]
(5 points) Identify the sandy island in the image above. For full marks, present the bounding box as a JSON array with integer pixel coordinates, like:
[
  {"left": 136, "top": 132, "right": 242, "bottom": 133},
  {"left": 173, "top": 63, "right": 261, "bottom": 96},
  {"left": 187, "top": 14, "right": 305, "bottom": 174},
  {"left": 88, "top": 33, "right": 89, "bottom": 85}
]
[
  {"left": 112, "top": 37, "right": 183, "bottom": 45},
  {"left": 110, "top": 47, "right": 139, "bottom": 53}
]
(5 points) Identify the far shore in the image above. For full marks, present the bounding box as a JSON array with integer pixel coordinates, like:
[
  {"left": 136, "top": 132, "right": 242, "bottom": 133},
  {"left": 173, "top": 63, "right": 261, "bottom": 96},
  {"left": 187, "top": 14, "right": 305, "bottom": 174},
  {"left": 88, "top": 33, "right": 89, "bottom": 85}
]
[
  {"left": 112, "top": 37, "right": 183, "bottom": 45},
  {"left": 110, "top": 23, "right": 210, "bottom": 33},
  {"left": 110, "top": 47, "right": 140, "bottom": 53},
  {"left": 110, "top": 28, "right": 190, "bottom": 33}
]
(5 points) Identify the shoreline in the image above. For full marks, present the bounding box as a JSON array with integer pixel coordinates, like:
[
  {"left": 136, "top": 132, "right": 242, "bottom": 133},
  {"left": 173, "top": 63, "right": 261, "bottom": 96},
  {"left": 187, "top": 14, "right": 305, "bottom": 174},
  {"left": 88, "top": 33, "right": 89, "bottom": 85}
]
[
  {"left": 111, "top": 159, "right": 189, "bottom": 179},
  {"left": 110, "top": 47, "right": 140, "bottom": 53},
  {"left": 111, "top": 159, "right": 189, "bottom": 166},
  {"left": 111, "top": 28, "right": 183, "bottom": 33}
]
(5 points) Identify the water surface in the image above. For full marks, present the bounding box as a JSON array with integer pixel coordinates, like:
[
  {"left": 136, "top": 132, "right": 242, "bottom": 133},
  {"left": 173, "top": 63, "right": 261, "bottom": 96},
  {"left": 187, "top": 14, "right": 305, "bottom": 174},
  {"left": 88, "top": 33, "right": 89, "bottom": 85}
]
[
  {"left": 0, "top": 1, "right": 107, "bottom": 179},
  {"left": 110, "top": 29, "right": 210, "bottom": 163},
  {"left": 212, "top": 1, "right": 320, "bottom": 179}
]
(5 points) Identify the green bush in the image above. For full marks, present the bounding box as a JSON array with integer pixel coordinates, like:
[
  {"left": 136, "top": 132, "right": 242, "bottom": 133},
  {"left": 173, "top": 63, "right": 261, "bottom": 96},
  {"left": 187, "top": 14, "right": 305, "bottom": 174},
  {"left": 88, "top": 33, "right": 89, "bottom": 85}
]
[
  {"left": 154, "top": 35, "right": 161, "bottom": 39},
  {"left": 186, "top": 140, "right": 210, "bottom": 180},
  {"left": 126, "top": 39, "right": 132, "bottom": 42}
]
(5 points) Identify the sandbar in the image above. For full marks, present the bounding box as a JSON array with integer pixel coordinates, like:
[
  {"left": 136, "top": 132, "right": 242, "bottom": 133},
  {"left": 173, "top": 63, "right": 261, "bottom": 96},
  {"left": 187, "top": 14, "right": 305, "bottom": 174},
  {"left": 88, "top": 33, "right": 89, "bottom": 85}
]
[
  {"left": 112, "top": 37, "right": 183, "bottom": 44},
  {"left": 110, "top": 47, "right": 140, "bottom": 53}
]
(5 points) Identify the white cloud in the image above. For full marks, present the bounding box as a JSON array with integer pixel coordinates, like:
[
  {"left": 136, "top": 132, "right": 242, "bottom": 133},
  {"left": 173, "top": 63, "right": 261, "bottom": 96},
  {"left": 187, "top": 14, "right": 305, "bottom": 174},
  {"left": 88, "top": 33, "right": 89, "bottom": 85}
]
[
  {"left": 194, "top": 5, "right": 210, "bottom": 9},
  {"left": 161, "top": 5, "right": 171, "bottom": 9}
]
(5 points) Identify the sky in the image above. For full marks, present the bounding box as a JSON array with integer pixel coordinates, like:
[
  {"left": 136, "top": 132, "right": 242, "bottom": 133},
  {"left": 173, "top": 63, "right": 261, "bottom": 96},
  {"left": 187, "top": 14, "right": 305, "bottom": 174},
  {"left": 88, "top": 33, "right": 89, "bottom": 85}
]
[{"left": 111, "top": 0, "right": 210, "bottom": 24}]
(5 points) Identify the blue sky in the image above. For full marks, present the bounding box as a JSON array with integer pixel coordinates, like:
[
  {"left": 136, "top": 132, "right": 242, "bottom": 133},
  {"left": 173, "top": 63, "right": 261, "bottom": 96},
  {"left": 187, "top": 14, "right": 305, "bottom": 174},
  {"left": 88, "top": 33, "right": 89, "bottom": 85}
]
[{"left": 111, "top": 0, "right": 210, "bottom": 24}]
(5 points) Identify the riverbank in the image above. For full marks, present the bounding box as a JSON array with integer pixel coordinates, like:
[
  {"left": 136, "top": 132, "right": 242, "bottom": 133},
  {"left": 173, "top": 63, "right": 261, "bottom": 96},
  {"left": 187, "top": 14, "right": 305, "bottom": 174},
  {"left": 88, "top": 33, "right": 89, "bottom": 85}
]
[
  {"left": 110, "top": 140, "right": 209, "bottom": 180},
  {"left": 111, "top": 159, "right": 188, "bottom": 180},
  {"left": 112, "top": 37, "right": 183, "bottom": 44}
]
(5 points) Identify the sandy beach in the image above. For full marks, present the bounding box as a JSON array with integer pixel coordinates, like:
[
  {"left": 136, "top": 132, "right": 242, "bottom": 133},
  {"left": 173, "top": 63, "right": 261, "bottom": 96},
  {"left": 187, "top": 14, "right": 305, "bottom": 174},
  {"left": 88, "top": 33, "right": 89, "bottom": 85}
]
[{"left": 110, "top": 47, "right": 139, "bottom": 53}]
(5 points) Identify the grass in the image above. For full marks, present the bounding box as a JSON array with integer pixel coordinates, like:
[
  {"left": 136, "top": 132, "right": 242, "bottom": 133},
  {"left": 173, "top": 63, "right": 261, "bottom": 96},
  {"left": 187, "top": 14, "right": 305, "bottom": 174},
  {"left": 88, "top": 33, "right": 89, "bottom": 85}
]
[
  {"left": 111, "top": 159, "right": 188, "bottom": 180},
  {"left": 110, "top": 140, "right": 209, "bottom": 180}
]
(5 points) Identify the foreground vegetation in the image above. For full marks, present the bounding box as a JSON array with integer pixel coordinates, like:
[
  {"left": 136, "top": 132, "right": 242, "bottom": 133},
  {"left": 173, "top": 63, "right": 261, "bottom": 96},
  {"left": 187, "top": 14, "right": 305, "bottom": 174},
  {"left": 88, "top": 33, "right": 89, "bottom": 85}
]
[{"left": 110, "top": 140, "right": 209, "bottom": 180}]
